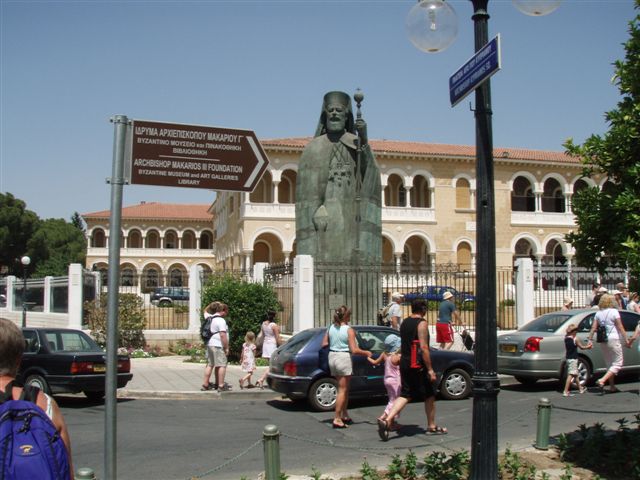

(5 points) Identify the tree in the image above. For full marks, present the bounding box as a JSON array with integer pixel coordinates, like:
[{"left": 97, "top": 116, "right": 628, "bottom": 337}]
[
  {"left": 29, "top": 218, "right": 87, "bottom": 277},
  {"left": 564, "top": 3, "right": 640, "bottom": 281},
  {"left": 0, "top": 192, "right": 40, "bottom": 275}
]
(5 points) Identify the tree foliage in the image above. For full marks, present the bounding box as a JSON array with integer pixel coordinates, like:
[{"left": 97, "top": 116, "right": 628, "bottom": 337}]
[
  {"left": 201, "top": 272, "right": 280, "bottom": 360},
  {"left": 0, "top": 192, "right": 40, "bottom": 276},
  {"left": 564, "top": 4, "right": 640, "bottom": 280},
  {"left": 0, "top": 193, "right": 86, "bottom": 277}
]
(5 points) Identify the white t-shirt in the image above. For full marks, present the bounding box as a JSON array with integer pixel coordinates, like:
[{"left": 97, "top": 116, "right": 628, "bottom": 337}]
[
  {"left": 208, "top": 315, "right": 228, "bottom": 348},
  {"left": 595, "top": 308, "right": 620, "bottom": 341},
  {"left": 388, "top": 303, "right": 402, "bottom": 328}
]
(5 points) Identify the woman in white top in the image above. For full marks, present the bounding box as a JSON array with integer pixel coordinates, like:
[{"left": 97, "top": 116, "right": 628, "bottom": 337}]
[
  {"left": 587, "top": 294, "right": 630, "bottom": 393},
  {"left": 627, "top": 292, "right": 640, "bottom": 313},
  {"left": 256, "top": 311, "right": 280, "bottom": 388}
]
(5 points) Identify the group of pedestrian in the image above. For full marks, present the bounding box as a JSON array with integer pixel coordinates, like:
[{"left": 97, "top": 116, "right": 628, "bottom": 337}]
[
  {"left": 321, "top": 299, "right": 447, "bottom": 440},
  {"left": 587, "top": 282, "right": 639, "bottom": 312},
  {"left": 201, "top": 301, "right": 282, "bottom": 392}
]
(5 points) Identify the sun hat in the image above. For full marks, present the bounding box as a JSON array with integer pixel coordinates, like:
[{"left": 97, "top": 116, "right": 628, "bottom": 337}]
[
  {"left": 564, "top": 296, "right": 574, "bottom": 306},
  {"left": 597, "top": 287, "right": 608, "bottom": 293},
  {"left": 443, "top": 291, "right": 454, "bottom": 300},
  {"left": 391, "top": 292, "right": 404, "bottom": 300},
  {"left": 384, "top": 334, "right": 401, "bottom": 353},
  {"left": 611, "top": 289, "right": 622, "bottom": 295}
]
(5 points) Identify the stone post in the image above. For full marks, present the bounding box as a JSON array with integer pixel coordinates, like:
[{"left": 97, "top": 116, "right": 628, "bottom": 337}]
[
  {"left": 515, "top": 258, "right": 535, "bottom": 329},
  {"left": 293, "top": 255, "right": 314, "bottom": 333}
]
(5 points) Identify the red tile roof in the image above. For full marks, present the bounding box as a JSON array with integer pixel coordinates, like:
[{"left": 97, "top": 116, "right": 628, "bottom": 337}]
[
  {"left": 260, "top": 137, "right": 578, "bottom": 164},
  {"left": 82, "top": 202, "right": 213, "bottom": 221}
]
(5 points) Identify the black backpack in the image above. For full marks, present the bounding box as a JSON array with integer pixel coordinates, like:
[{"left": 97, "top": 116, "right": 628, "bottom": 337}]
[{"left": 201, "top": 315, "right": 214, "bottom": 343}]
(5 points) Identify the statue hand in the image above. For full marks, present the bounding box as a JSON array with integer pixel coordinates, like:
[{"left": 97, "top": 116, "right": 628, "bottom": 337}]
[
  {"left": 355, "top": 118, "right": 368, "bottom": 144},
  {"left": 313, "top": 205, "right": 329, "bottom": 232}
]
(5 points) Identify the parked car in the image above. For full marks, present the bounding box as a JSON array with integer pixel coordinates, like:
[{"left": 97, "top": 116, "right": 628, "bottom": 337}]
[
  {"left": 497, "top": 309, "right": 640, "bottom": 386},
  {"left": 150, "top": 286, "right": 189, "bottom": 307},
  {"left": 403, "top": 286, "right": 475, "bottom": 304},
  {"left": 18, "top": 328, "right": 133, "bottom": 401},
  {"left": 267, "top": 325, "right": 474, "bottom": 411}
]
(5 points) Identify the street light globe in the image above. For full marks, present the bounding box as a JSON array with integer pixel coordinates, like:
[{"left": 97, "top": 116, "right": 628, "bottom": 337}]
[
  {"left": 512, "top": 0, "right": 562, "bottom": 16},
  {"left": 406, "top": 0, "right": 458, "bottom": 54},
  {"left": 21, "top": 256, "right": 31, "bottom": 266}
]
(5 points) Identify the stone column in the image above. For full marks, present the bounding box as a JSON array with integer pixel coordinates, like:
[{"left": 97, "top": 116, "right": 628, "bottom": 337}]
[
  {"left": 293, "top": 255, "right": 314, "bottom": 333},
  {"left": 188, "top": 264, "right": 203, "bottom": 333},
  {"left": 395, "top": 253, "right": 402, "bottom": 274},
  {"left": 273, "top": 180, "right": 280, "bottom": 204},
  {"left": 404, "top": 186, "right": 413, "bottom": 208},
  {"left": 514, "top": 258, "right": 535, "bottom": 328},
  {"left": 67, "top": 264, "right": 84, "bottom": 329},
  {"left": 536, "top": 254, "right": 544, "bottom": 291}
]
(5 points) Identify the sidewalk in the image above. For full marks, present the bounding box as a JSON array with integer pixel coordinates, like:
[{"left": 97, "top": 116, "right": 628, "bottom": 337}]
[{"left": 118, "top": 355, "right": 279, "bottom": 400}]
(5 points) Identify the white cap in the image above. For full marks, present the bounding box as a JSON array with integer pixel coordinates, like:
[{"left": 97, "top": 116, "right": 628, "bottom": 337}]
[
  {"left": 611, "top": 289, "right": 622, "bottom": 295},
  {"left": 391, "top": 292, "right": 403, "bottom": 300},
  {"left": 443, "top": 291, "right": 454, "bottom": 300},
  {"left": 598, "top": 287, "right": 608, "bottom": 293}
]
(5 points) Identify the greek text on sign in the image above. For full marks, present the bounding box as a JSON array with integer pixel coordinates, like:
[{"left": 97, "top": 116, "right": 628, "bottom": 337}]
[
  {"left": 449, "top": 34, "right": 501, "bottom": 107},
  {"left": 127, "top": 120, "right": 269, "bottom": 192}
]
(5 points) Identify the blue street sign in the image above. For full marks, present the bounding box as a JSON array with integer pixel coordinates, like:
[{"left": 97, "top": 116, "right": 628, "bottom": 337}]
[{"left": 450, "top": 34, "right": 501, "bottom": 107}]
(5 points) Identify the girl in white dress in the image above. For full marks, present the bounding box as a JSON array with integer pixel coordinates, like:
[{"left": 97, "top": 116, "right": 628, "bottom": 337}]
[{"left": 256, "top": 311, "right": 281, "bottom": 389}]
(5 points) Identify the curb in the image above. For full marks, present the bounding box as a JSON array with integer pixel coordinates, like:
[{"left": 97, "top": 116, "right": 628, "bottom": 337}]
[{"left": 117, "top": 389, "right": 281, "bottom": 401}]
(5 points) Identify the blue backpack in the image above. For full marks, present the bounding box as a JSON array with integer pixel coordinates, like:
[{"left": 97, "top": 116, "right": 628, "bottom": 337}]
[{"left": 0, "top": 381, "right": 70, "bottom": 480}]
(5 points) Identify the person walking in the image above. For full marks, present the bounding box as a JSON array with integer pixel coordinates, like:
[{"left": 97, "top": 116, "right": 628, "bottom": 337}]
[
  {"left": 367, "top": 333, "right": 402, "bottom": 431},
  {"left": 377, "top": 299, "right": 446, "bottom": 441},
  {"left": 201, "top": 301, "right": 220, "bottom": 390},
  {"left": 239, "top": 331, "right": 257, "bottom": 389},
  {"left": 436, "top": 291, "right": 459, "bottom": 350},
  {"left": 388, "top": 292, "right": 404, "bottom": 330},
  {"left": 322, "top": 305, "right": 372, "bottom": 429},
  {"left": 562, "top": 323, "right": 591, "bottom": 397},
  {"left": 202, "top": 302, "right": 231, "bottom": 392},
  {"left": 562, "top": 296, "right": 574, "bottom": 311},
  {"left": 587, "top": 294, "right": 630, "bottom": 394},
  {"left": 256, "top": 310, "right": 281, "bottom": 389}
]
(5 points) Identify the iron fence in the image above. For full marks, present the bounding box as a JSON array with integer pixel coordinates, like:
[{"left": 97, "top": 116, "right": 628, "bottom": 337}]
[{"left": 263, "top": 263, "right": 294, "bottom": 334}]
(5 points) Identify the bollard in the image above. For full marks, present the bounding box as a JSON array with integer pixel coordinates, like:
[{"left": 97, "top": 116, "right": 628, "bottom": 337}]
[
  {"left": 263, "top": 424, "right": 281, "bottom": 480},
  {"left": 535, "top": 397, "right": 552, "bottom": 450},
  {"left": 75, "top": 468, "right": 97, "bottom": 479}
]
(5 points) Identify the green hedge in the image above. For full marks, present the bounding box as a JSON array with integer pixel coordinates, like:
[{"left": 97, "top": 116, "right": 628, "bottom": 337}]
[{"left": 201, "top": 272, "right": 280, "bottom": 361}]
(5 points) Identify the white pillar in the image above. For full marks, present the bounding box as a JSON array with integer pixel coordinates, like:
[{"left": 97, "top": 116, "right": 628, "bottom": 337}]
[
  {"left": 188, "top": 264, "right": 203, "bottom": 333},
  {"left": 253, "top": 262, "right": 268, "bottom": 283},
  {"left": 5, "top": 276, "right": 16, "bottom": 312},
  {"left": 43, "top": 276, "right": 52, "bottom": 314},
  {"left": 67, "top": 264, "right": 84, "bottom": 329},
  {"left": 404, "top": 186, "right": 412, "bottom": 208},
  {"left": 273, "top": 180, "right": 280, "bottom": 204},
  {"left": 535, "top": 192, "right": 542, "bottom": 212},
  {"left": 515, "top": 258, "right": 535, "bottom": 329},
  {"left": 565, "top": 194, "right": 572, "bottom": 213},
  {"left": 394, "top": 254, "right": 402, "bottom": 275},
  {"left": 536, "top": 254, "right": 544, "bottom": 291},
  {"left": 293, "top": 255, "right": 314, "bottom": 333}
]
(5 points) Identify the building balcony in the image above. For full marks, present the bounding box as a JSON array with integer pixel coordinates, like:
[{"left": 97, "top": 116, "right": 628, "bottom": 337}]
[
  {"left": 510, "top": 211, "right": 576, "bottom": 227},
  {"left": 87, "top": 247, "right": 215, "bottom": 258},
  {"left": 382, "top": 206, "right": 436, "bottom": 224}
]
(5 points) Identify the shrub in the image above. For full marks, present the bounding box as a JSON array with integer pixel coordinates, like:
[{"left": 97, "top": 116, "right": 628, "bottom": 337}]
[
  {"left": 201, "top": 272, "right": 280, "bottom": 361},
  {"left": 500, "top": 299, "right": 516, "bottom": 308},
  {"left": 84, "top": 293, "right": 146, "bottom": 349}
]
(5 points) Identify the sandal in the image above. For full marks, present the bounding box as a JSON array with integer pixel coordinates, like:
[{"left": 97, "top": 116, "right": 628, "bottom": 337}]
[
  {"left": 377, "top": 419, "right": 389, "bottom": 441},
  {"left": 238, "top": 380, "right": 244, "bottom": 390},
  {"left": 200, "top": 383, "right": 216, "bottom": 391},
  {"left": 342, "top": 417, "right": 353, "bottom": 425},
  {"left": 426, "top": 425, "right": 448, "bottom": 435},
  {"left": 332, "top": 420, "right": 348, "bottom": 429},
  {"left": 595, "top": 381, "right": 605, "bottom": 395}
]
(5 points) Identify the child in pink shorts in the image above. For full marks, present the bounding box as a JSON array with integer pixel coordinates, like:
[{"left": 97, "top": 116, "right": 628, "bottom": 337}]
[{"left": 368, "top": 334, "right": 402, "bottom": 430}]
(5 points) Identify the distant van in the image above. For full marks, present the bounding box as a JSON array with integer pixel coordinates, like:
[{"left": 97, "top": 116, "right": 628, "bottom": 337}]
[{"left": 150, "top": 287, "right": 189, "bottom": 307}]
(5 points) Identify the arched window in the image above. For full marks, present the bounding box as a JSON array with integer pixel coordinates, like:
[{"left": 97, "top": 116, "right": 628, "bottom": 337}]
[
  {"left": 146, "top": 230, "right": 160, "bottom": 248},
  {"left": 250, "top": 171, "right": 273, "bottom": 203},
  {"left": 385, "top": 174, "right": 404, "bottom": 207},
  {"left": 164, "top": 231, "right": 178, "bottom": 249},
  {"left": 410, "top": 176, "right": 430, "bottom": 208},
  {"left": 278, "top": 170, "right": 297, "bottom": 204},
  {"left": 511, "top": 176, "right": 535, "bottom": 212},
  {"left": 92, "top": 229, "right": 106, "bottom": 248},
  {"left": 127, "top": 230, "right": 142, "bottom": 248},
  {"left": 456, "top": 178, "right": 471, "bottom": 209},
  {"left": 542, "top": 178, "right": 565, "bottom": 213},
  {"left": 199, "top": 232, "right": 213, "bottom": 249},
  {"left": 456, "top": 242, "right": 472, "bottom": 269},
  {"left": 182, "top": 231, "right": 196, "bottom": 249}
]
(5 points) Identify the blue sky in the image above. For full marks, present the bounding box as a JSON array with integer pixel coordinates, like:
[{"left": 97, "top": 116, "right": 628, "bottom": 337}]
[{"left": 1, "top": 0, "right": 636, "bottom": 221}]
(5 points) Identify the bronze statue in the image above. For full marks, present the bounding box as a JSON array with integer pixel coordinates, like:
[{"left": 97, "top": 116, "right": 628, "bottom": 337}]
[{"left": 296, "top": 91, "right": 382, "bottom": 264}]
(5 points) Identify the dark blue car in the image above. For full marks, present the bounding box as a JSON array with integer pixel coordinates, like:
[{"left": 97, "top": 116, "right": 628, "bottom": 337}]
[
  {"left": 267, "top": 325, "right": 474, "bottom": 411},
  {"left": 403, "top": 286, "right": 475, "bottom": 304}
]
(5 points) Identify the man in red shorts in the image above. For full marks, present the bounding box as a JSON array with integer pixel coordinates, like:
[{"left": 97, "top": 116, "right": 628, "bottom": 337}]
[{"left": 436, "top": 291, "right": 459, "bottom": 350}]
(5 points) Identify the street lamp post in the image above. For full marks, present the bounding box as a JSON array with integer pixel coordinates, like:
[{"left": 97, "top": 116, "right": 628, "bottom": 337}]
[
  {"left": 21, "top": 255, "right": 31, "bottom": 328},
  {"left": 406, "top": 1, "right": 560, "bottom": 478}
]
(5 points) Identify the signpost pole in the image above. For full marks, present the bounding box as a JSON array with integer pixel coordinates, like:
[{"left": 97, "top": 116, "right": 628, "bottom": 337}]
[{"left": 105, "top": 114, "right": 128, "bottom": 480}]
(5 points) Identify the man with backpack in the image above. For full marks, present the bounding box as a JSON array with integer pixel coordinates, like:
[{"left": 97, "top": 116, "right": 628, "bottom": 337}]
[
  {"left": 0, "top": 318, "right": 74, "bottom": 479},
  {"left": 201, "top": 303, "right": 231, "bottom": 392}
]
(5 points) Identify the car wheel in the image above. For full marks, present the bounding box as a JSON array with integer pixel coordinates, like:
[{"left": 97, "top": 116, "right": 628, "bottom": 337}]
[
  {"left": 439, "top": 368, "right": 472, "bottom": 400},
  {"left": 514, "top": 376, "right": 538, "bottom": 386},
  {"left": 577, "top": 357, "right": 593, "bottom": 386},
  {"left": 84, "top": 390, "right": 105, "bottom": 401},
  {"left": 159, "top": 300, "right": 171, "bottom": 307},
  {"left": 25, "top": 374, "right": 50, "bottom": 395},
  {"left": 308, "top": 377, "right": 338, "bottom": 412}
]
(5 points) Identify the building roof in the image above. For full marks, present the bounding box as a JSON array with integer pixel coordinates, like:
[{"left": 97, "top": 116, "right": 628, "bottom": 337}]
[
  {"left": 260, "top": 137, "right": 578, "bottom": 165},
  {"left": 82, "top": 202, "right": 213, "bottom": 221}
]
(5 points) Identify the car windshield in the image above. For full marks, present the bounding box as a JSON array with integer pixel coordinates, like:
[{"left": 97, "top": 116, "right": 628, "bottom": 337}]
[
  {"left": 519, "top": 313, "right": 573, "bottom": 333},
  {"left": 45, "top": 330, "right": 103, "bottom": 353}
]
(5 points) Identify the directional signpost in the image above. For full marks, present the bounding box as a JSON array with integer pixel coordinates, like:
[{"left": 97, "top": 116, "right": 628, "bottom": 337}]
[
  {"left": 104, "top": 115, "right": 269, "bottom": 479},
  {"left": 127, "top": 119, "right": 269, "bottom": 192},
  {"left": 450, "top": 34, "right": 501, "bottom": 107}
]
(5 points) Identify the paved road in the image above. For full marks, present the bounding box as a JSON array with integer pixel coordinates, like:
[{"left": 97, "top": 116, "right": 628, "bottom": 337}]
[{"left": 61, "top": 377, "right": 639, "bottom": 480}]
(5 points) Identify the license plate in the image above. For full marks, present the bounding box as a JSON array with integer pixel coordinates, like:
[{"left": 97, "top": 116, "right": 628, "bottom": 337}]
[
  {"left": 93, "top": 365, "right": 106, "bottom": 373},
  {"left": 500, "top": 344, "right": 517, "bottom": 353}
]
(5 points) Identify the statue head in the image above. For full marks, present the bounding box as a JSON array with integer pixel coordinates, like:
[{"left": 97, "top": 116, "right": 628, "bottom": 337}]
[{"left": 314, "top": 91, "right": 355, "bottom": 137}]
